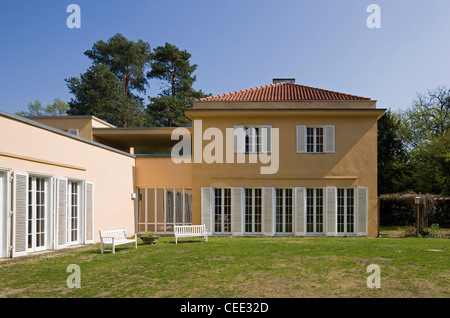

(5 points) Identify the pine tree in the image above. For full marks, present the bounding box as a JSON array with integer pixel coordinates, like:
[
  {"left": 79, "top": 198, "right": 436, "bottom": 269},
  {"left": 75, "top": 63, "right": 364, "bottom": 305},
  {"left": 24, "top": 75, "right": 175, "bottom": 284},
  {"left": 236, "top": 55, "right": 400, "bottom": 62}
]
[{"left": 147, "top": 42, "right": 207, "bottom": 127}]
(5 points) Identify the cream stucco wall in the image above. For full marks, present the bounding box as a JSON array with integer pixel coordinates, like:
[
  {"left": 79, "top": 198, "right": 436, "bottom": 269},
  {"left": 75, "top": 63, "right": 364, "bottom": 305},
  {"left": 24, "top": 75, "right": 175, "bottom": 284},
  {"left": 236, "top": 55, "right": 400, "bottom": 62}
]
[{"left": 0, "top": 114, "right": 136, "bottom": 246}]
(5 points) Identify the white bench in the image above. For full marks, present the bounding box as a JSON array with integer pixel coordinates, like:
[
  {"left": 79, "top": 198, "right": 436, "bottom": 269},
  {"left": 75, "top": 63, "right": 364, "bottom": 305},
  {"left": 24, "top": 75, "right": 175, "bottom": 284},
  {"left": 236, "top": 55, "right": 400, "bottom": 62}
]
[
  {"left": 99, "top": 229, "right": 137, "bottom": 254},
  {"left": 174, "top": 225, "right": 208, "bottom": 244}
]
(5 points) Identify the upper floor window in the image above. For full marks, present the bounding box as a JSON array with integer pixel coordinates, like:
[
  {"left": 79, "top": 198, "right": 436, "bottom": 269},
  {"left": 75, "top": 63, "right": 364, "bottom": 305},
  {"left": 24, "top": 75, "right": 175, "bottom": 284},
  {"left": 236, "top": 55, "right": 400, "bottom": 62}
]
[
  {"left": 297, "top": 125, "right": 334, "bottom": 153},
  {"left": 235, "top": 125, "right": 272, "bottom": 154},
  {"left": 306, "top": 127, "right": 324, "bottom": 153}
]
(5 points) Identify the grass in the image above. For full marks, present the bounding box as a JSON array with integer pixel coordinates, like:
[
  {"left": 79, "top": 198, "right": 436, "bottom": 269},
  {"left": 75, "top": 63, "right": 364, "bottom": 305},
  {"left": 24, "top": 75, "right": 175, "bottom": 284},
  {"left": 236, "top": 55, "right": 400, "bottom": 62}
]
[{"left": 0, "top": 235, "right": 449, "bottom": 298}]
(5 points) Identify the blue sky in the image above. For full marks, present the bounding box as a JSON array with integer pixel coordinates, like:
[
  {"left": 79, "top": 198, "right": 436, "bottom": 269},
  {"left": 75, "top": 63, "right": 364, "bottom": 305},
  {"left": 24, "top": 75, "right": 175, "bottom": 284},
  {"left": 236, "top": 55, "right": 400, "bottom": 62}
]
[{"left": 0, "top": 0, "right": 449, "bottom": 114}]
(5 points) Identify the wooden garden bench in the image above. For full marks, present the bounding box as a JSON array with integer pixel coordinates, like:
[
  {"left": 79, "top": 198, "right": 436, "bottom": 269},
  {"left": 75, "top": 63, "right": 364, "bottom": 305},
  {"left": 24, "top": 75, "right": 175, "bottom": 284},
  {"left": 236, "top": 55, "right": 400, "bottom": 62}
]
[
  {"left": 99, "top": 229, "right": 137, "bottom": 254},
  {"left": 174, "top": 225, "right": 208, "bottom": 244}
]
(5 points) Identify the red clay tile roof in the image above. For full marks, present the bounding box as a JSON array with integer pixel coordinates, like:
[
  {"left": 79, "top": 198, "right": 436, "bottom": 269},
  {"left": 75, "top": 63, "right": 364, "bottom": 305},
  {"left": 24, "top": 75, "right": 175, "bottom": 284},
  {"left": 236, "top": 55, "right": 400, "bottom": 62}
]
[{"left": 199, "top": 82, "right": 370, "bottom": 102}]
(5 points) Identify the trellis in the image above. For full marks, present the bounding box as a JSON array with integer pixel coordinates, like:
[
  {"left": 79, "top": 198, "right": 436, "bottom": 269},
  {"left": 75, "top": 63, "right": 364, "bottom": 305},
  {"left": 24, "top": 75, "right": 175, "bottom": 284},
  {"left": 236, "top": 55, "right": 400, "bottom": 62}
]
[{"left": 379, "top": 193, "right": 450, "bottom": 232}]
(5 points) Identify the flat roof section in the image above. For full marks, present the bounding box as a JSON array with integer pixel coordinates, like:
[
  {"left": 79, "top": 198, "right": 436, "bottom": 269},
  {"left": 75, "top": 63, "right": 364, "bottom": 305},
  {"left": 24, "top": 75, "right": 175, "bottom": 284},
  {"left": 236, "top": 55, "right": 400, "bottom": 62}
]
[{"left": 92, "top": 127, "right": 192, "bottom": 149}]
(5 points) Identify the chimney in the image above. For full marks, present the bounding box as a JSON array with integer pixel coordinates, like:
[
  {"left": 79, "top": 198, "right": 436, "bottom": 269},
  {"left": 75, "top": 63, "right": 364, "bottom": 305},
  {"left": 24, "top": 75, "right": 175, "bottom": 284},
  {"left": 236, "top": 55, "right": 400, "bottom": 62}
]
[{"left": 273, "top": 78, "right": 295, "bottom": 84}]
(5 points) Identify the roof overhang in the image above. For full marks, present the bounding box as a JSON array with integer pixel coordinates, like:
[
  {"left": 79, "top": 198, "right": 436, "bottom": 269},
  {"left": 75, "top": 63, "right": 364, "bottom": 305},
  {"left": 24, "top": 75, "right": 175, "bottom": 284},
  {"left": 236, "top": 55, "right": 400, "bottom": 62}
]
[{"left": 185, "top": 108, "right": 386, "bottom": 120}]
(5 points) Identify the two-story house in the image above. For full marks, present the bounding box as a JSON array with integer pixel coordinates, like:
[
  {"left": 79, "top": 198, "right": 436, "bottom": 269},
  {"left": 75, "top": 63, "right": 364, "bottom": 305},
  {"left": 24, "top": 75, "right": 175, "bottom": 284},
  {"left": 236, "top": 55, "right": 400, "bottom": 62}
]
[
  {"left": 0, "top": 79, "right": 385, "bottom": 258},
  {"left": 187, "top": 79, "right": 384, "bottom": 237}
]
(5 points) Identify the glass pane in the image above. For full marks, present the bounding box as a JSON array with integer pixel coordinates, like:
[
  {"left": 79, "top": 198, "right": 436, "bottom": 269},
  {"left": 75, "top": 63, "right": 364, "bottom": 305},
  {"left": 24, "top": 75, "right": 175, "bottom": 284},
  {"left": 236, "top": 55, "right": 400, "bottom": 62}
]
[
  {"left": 214, "top": 188, "right": 222, "bottom": 232},
  {"left": 307, "top": 128, "right": 315, "bottom": 152},
  {"left": 347, "top": 189, "right": 354, "bottom": 233},
  {"left": 316, "top": 189, "right": 323, "bottom": 233},
  {"left": 285, "top": 189, "right": 293, "bottom": 233},
  {"left": 166, "top": 190, "right": 173, "bottom": 223},
  {"left": 316, "top": 128, "right": 324, "bottom": 153},
  {"left": 224, "top": 189, "right": 231, "bottom": 233},
  {"left": 275, "top": 189, "right": 283, "bottom": 233},
  {"left": 254, "top": 189, "right": 261, "bottom": 233},
  {"left": 245, "top": 188, "right": 253, "bottom": 232},
  {"left": 184, "top": 190, "right": 192, "bottom": 224},
  {"left": 306, "top": 188, "right": 314, "bottom": 232},
  {"left": 175, "top": 189, "right": 183, "bottom": 224},
  {"left": 337, "top": 188, "right": 345, "bottom": 233}
]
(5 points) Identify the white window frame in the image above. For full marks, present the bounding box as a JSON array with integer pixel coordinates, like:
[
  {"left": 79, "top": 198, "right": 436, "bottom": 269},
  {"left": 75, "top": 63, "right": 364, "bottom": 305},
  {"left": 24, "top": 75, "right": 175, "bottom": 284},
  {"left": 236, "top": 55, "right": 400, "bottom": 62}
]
[
  {"left": 297, "top": 125, "right": 334, "bottom": 154},
  {"left": 337, "top": 188, "right": 356, "bottom": 235},
  {"left": 306, "top": 188, "right": 324, "bottom": 234},
  {"left": 213, "top": 188, "right": 232, "bottom": 234},
  {"left": 306, "top": 126, "right": 324, "bottom": 153},
  {"left": 235, "top": 126, "right": 272, "bottom": 154},
  {"left": 275, "top": 188, "right": 293, "bottom": 234},
  {"left": 244, "top": 188, "right": 262, "bottom": 234},
  {"left": 67, "top": 181, "right": 82, "bottom": 245},
  {"left": 27, "top": 176, "right": 51, "bottom": 253}
]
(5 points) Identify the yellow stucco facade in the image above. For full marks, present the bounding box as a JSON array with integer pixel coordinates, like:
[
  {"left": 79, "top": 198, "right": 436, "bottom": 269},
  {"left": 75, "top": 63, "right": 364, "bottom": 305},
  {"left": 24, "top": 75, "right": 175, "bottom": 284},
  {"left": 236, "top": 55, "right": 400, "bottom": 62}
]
[{"left": 186, "top": 101, "right": 384, "bottom": 237}]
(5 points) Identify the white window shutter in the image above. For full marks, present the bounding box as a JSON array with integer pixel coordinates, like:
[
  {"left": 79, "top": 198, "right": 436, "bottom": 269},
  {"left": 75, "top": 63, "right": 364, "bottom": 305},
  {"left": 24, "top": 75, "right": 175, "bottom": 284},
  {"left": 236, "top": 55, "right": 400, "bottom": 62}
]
[
  {"left": 201, "top": 187, "right": 213, "bottom": 234},
  {"left": 12, "top": 172, "right": 28, "bottom": 257},
  {"left": 357, "top": 187, "right": 368, "bottom": 236},
  {"left": 85, "top": 182, "right": 94, "bottom": 244},
  {"left": 56, "top": 178, "right": 68, "bottom": 249},
  {"left": 297, "top": 125, "right": 307, "bottom": 153},
  {"left": 324, "top": 125, "right": 335, "bottom": 153},
  {"left": 263, "top": 187, "right": 275, "bottom": 235},
  {"left": 326, "top": 187, "right": 337, "bottom": 236},
  {"left": 295, "top": 187, "right": 306, "bottom": 236},
  {"left": 231, "top": 187, "right": 244, "bottom": 235},
  {"left": 234, "top": 126, "right": 245, "bottom": 153}
]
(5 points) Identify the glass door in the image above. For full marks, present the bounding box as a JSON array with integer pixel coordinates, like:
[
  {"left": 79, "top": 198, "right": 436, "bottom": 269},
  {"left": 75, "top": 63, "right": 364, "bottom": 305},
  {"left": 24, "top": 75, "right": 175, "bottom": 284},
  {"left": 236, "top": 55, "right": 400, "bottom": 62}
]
[
  {"left": 68, "top": 181, "right": 80, "bottom": 245},
  {"left": 244, "top": 188, "right": 262, "bottom": 234},
  {"left": 27, "top": 177, "right": 48, "bottom": 252},
  {"left": 275, "top": 188, "right": 293, "bottom": 234},
  {"left": 214, "top": 188, "right": 231, "bottom": 234},
  {"left": 306, "top": 188, "right": 324, "bottom": 234}
]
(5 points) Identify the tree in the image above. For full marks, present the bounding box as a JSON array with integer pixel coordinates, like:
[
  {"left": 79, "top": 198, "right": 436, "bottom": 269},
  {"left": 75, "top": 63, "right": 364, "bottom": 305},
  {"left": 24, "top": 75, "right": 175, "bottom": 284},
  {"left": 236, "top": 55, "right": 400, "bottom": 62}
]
[
  {"left": 45, "top": 98, "right": 70, "bottom": 116},
  {"left": 408, "top": 131, "right": 450, "bottom": 195},
  {"left": 84, "top": 33, "right": 152, "bottom": 95},
  {"left": 16, "top": 98, "right": 69, "bottom": 116},
  {"left": 401, "top": 86, "right": 450, "bottom": 149},
  {"left": 394, "top": 86, "right": 450, "bottom": 195},
  {"left": 377, "top": 109, "right": 409, "bottom": 194},
  {"left": 65, "top": 64, "right": 146, "bottom": 127},
  {"left": 66, "top": 34, "right": 154, "bottom": 127},
  {"left": 147, "top": 42, "right": 207, "bottom": 127}
]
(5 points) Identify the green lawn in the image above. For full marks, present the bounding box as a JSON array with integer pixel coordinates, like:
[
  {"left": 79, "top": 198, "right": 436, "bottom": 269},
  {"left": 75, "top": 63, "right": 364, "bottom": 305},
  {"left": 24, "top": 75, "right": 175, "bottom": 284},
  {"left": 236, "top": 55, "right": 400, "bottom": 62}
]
[{"left": 0, "top": 235, "right": 448, "bottom": 298}]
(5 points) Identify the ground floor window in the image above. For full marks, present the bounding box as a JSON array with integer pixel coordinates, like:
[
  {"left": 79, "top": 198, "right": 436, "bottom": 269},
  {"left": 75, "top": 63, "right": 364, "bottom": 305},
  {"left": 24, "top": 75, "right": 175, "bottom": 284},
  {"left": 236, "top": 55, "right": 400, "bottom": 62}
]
[
  {"left": 275, "top": 188, "right": 293, "bottom": 234},
  {"left": 245, "top": 188, "right": 262, "bottom": 233},
  {"left": 306, "top": 188, "right": 324, "bottom": 233},
  {"left": 337, "top": 188, "right": 355, "bottom": 234},
  {"left": 28, "top": 176, "right": 48, "bottom": 252},
  {"left": 214, "top": 188, "right": 231, "bottom": 234}
]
